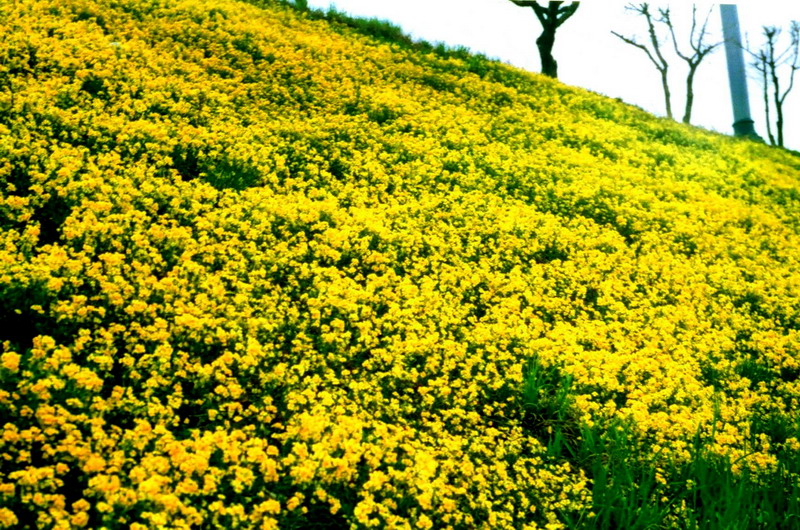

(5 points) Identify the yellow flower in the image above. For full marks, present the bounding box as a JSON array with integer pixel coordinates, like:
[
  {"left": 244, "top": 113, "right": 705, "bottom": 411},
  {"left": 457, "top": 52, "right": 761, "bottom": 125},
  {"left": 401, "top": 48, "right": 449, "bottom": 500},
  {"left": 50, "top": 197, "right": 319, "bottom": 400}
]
[
  {"left": 0, "top": 508, "right": 18, "bottom": 528},
  {"left": 416, "top": 514, "right": 433, "bottom": 529},
  {"left": 261, "top": 517, "right": 279, "bottom": 530},
  {"left": 1, "top": 0, "right": 799, "bottom": 527},
  {"left": 286, "top": 494, "right": 303, "bottom": 511},
  {"left": 82, "top": 456, "right": 106, "bottom": 473},
  {"left": 261, "top": 499, "right": 281, "bottom": 515},
  {"left": 70, "top": 512, "right": 89, "bottom": 527},
  {"left": 0, "top": 352, "right": 19, "bottom": 373}
]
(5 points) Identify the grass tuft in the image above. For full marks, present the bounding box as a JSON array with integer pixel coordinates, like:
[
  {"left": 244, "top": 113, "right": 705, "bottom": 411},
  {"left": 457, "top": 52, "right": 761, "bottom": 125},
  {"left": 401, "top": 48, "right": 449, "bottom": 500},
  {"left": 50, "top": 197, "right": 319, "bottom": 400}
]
[{"left": 520, "top": 363, "right": 800, "bottom": 528}]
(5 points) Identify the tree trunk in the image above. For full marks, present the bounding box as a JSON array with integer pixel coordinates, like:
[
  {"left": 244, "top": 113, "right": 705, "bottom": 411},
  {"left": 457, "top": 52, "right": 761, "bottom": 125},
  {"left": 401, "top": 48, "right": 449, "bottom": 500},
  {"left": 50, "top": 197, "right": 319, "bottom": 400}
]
[
  {"left": 683, "top": 66, "right": 696, "bottom": 124},
  {"left": 771, "top": 66, "right": 784, "bottom": 146},
  {"left": 537, "top": 28, "right": 558, "bottom": 78},
  {"left": 660, "top": 70, "right": 672, "bottom": 119},
  {"left": 762, "top": 65, "right": 776, "bottom": 145}
]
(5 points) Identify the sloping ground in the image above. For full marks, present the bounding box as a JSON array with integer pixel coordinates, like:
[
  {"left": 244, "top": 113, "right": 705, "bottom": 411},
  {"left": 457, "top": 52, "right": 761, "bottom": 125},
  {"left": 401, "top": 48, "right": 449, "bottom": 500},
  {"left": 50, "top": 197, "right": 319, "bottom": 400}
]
[{"left": 1, "top": 0, "right": 800, "bottom": 528}]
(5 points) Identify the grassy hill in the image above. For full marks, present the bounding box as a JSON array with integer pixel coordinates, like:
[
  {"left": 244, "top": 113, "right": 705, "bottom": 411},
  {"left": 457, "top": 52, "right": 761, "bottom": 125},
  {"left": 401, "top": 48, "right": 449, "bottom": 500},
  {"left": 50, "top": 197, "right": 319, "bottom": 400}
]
[{"left": 2, "top": 0, "right": 800, "bottom": 528}]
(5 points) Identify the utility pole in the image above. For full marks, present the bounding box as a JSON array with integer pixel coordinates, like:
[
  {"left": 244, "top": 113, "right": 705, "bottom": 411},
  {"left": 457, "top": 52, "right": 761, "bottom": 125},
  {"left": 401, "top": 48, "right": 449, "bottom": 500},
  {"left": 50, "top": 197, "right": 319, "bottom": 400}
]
[{"left": 720, "top": 5, "right": 758, "bottom": 138}]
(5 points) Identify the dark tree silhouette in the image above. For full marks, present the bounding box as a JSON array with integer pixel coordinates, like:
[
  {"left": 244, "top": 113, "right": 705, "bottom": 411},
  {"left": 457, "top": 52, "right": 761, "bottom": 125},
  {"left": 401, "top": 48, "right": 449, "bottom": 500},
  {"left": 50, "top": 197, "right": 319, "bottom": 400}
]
[
  {"left": 612, "top": 3, "right": 673, "bottom": 119},
  {"left": 508, "top": 1, "right": 580, "bottom": 79},
  {"left": 751, "top": 22, "right": 799, "bottom": 147},
  {"left": 660, "top": 6, "right": 720, "bottom": 124}
]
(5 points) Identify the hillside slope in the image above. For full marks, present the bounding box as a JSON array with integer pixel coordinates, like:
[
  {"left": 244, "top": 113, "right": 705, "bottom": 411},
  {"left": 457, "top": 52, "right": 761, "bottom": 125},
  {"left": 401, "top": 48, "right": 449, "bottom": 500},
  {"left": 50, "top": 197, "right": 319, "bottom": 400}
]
[{"left": 1, "top": 0, "right": 800, "bottom": 528}]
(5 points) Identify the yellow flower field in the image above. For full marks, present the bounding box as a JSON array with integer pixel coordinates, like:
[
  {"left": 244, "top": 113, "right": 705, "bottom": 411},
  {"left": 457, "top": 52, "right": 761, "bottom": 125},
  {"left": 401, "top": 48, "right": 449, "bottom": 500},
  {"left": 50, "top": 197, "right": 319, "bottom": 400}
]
[{"left": 1, "top": 0, "right": 799, "bottom": 527}]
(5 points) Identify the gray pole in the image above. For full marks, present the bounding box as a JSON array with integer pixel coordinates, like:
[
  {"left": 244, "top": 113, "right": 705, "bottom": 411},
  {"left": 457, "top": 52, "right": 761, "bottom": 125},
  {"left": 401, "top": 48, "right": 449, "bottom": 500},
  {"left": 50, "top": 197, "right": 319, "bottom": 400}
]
[{"left": 720, "top": 5, "right": 758, "bottom": 137}]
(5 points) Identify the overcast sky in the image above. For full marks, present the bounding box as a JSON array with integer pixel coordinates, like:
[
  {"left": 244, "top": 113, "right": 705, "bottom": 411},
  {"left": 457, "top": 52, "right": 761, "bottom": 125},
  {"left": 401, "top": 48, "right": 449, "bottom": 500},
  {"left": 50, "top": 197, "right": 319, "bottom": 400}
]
[{"left": 307, "top": 0, "right": 800, "bottom": 151}]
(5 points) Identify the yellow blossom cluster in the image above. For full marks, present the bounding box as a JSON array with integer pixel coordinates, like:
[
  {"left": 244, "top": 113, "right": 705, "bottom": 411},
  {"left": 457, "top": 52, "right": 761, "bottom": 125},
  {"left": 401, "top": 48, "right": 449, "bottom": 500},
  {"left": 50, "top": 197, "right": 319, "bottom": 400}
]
[{"left": 0, "top": 0, "right": 799, "bottom": 527}]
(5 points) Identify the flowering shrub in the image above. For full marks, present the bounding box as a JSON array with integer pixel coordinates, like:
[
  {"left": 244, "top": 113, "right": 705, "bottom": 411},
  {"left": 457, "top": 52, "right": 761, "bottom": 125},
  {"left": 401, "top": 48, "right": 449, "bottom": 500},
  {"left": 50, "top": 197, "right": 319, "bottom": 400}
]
[{"left": 1, "top": 0, "right": 799, "bottom": 527}]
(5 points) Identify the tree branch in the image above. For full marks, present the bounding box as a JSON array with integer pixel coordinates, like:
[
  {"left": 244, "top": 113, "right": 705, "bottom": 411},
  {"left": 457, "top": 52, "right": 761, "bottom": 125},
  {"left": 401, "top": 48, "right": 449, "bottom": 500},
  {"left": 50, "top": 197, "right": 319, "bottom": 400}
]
[
  {"left": 611, "top": 31, "right": 662, "bottom": 72},
  {"left": 529, "top": 3, "right": 548, "bottom": 26},
  {"left": 660, "top": 7, "right": 690, "bottom": 62},
  {"left": 508, "top": 1, "right": 579, "bottom": 27},
  {"left": 556, "top": 3, "right": 580, "bottom": 27},
  {"left": 778, "top": 22, "right": 799, "bottom": 105}
]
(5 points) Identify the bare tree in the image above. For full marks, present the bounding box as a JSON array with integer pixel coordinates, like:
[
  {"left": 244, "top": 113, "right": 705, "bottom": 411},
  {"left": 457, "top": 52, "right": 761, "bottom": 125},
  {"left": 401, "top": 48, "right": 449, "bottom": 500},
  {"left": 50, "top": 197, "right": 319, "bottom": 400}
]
[
  {"left": 751, "top": 22, "right": 800, "bottom": 147},
  {"left": 660, "top": 6, "right": 720, "bottom": 124},
  {"left": 612, "top": 3, "right": 673, "bottom": 119},
  {"left": 508, "top": 1, "right": 580, "bottom": 79}
]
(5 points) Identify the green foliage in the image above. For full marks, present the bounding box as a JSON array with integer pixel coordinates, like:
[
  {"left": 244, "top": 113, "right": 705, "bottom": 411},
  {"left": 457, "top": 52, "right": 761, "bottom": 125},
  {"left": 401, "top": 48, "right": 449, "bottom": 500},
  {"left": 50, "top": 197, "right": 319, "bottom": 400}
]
[
  {"left": 521, "top": 359, "right": 579, "bottom": 450},
  {"left": 171, "top": 145, "right": 263, "bottom": 191},
  {"left": 520, "top": 364, "right": 800, "bottom": 528}
]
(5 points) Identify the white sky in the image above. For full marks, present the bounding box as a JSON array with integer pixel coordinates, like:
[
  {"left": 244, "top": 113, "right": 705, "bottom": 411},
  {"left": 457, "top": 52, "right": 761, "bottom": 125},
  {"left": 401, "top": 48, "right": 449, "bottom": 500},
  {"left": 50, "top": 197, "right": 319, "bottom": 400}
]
[{"left": 307, "top": 0, "right": 800, "bottom": 151}]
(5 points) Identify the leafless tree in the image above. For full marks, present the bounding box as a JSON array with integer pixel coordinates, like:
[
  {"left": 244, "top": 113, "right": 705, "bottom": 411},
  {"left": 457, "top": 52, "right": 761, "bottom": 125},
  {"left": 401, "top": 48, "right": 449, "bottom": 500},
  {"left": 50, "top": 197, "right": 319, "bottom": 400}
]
[
  {"left": 508, "top": 1, "right": 580, "bottom": 79},
  {"left": 612, "top": 3, "right": 673, "bottom": 119},
  {"left": 613, "top": 4, "right": 720, "bottom": 124},
  {"left": 750, "top": 22, "right": 799, "bottom": 147},
  {"left": 660, "top": 6, "right": 720, "bottom": 124}
]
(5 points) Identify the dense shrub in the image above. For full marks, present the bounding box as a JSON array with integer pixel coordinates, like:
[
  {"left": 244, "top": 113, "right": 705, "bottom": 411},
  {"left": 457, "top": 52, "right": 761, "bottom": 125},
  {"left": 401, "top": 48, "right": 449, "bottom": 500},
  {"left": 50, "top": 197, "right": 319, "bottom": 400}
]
[{"left": 1, "top": 0, "right": 799, "bottom": 528}]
